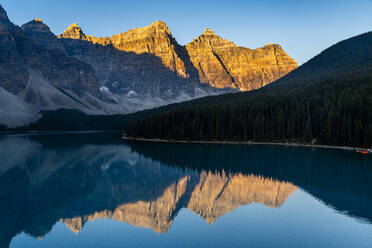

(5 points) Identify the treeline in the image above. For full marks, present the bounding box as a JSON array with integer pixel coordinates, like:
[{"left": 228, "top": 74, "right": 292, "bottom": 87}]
[
  {"left": 126, "top": 75, "right": 372, "bottom": 148},
  {"left": 0, "top": 125, "right": 6, "bottom": 131},
  {"left": 10, "top": 109, "right": 130, "bottom": 131}
]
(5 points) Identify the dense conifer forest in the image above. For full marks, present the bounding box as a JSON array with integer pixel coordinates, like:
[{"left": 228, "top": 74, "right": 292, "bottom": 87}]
[{"left": 125, "top": 75, "right": 372, "bottom": 148}]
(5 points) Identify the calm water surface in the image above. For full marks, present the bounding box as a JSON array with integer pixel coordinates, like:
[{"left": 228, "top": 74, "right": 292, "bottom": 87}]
[{"left": 1, "top": 133, "right": 372, "bottom": 248}]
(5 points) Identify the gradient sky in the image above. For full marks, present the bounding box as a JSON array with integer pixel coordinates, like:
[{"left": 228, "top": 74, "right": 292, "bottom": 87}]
[{"left": 2, "top": 0, "right": 372, "bottom": 64}]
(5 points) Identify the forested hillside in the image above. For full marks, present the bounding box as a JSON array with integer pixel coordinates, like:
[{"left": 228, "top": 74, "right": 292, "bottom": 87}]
[{"left": 125, "top": 32, "right": 372, "bottom": 148}]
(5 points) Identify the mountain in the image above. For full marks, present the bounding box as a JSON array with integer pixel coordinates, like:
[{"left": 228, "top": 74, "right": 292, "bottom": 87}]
[
  {"left": 56, "top": 21, "right": 218, "bottom": 102},
  {"left": 21, "top": 18, "right": 66, "bottom": 52},
  {"left": 57, "top": 21, "right": 297, "bottom": 93},
  {"left": 272, "top": 31, "right": 372, "bottom": 87},
  {"left": 186, "top": 28, "right": 297, "bottom": 90},
  {"left": 0, "top": 5, "right": 117, "bottom": 127},
  {"left": 0, "top": 4, "right": 297, "bottom": 128},
  {"left": 124, "top": 32, "right": 372, "bottom": 148}
]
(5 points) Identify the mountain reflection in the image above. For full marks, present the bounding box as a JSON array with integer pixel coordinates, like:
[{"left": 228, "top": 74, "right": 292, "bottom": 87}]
[
  {"left": 1, "top": 134, "right": 371, "bottom": 247},
  {"left": 61, "top": 172, "right": 296, "bottom": 234}
]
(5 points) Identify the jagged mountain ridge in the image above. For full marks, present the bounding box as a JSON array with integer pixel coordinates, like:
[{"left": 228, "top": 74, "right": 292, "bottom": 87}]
[
  {"left": 56, "top": 21, "right": 212, "bottom": 100},
  {"left": 0, "top": 3, "right": 297, "bottom": 127},
  {"left": 186, "top": 28, "right": 297, "bottom": 90},
  {"left": 57, "top": 21, "right": 297, "bottom": 92},
  {"left": 0, "top": 5, "right": 123, "bottom": 127},
  {"left": 0, "top": 4, "right": 222, "bottom": 127}
]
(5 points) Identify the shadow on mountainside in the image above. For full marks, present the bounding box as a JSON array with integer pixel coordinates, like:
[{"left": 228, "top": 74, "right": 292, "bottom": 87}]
[{"left": 58, "top": 37, "right": 228, "bottom": 100}]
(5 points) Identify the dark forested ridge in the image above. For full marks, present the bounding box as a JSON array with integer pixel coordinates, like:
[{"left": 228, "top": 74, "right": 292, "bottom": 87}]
[{"left": 125, "top": 32, "right": 372, "bottom": 148}]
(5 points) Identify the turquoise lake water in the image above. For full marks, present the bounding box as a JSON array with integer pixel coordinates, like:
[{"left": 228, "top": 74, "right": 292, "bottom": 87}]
[{"left": 1, "top": 133, "right": 371, "bottom": 248}]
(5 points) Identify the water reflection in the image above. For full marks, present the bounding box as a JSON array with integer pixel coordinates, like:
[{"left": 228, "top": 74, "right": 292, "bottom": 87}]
[{"left": 0, "top": 134, "right": 371, "bottom": 248}]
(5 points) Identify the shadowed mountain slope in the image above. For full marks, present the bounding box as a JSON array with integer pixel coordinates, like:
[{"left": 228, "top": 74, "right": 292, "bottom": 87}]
[{"left": 0, "top": 5, "right": 119, "bottom": 127}]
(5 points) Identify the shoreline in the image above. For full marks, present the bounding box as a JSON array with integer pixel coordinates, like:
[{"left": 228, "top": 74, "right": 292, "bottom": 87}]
[{"left": 122, "top": 136, "right": 369, "bottom": 152}]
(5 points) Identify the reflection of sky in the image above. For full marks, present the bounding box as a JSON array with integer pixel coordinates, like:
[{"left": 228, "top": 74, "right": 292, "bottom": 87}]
[
  {"left": 10, "top": 190, "right": 372, "bottom": 248},
  {"left": 2, "top": 0, "right": 372, "bottom": 65}
]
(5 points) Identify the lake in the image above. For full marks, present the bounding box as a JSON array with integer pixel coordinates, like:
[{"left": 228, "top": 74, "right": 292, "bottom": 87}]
[{"left": 1, "top": 133, "right": 372, "bottom": 248}]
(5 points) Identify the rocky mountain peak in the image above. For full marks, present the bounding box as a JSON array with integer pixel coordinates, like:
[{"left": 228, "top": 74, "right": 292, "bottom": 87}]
[
  {"left": 202, "top": 28, "right": 216, "bottom": 36},
  {"left": 69, "top": 22, "right": 80, "bottom": 29},
  {"left": 0, "top": 4, "right": 12, "bottom": 27},
  {"left": 150, "top": 20, "right": 171, "bottom": 34},
  {"left": 190, "top": 28, "right": 237, "bottom": 49},
  {"left": 263, "top": 43, "right": 282, "bottom": 49},
  {"left": 21, "top": 19, "right": 51, "bottom": 33},
  {"left": 21, "top": 19, "right": 66, "bottom": 52},
  {"left": 185, "top": 29, "right": 297, "bottom": 90},
  {"left": 59, "top": 23, "right": 86, "bottom": 39},
  {"left": 0, "top": 4, "right": 8, "bottom": 20},
  {"left": 122, "top": 20, "right": 172, "bottom": 38}
]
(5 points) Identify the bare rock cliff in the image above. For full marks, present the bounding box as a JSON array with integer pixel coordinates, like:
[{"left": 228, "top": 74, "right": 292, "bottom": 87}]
[
  {"left": 57, "top": 22, "right": 297, "bottom": 93},
  {"left": 57, "top": 22, "right": 208, "bottom": 101},
  {"left": 186, "top": 28, "right": 298, "bottom": 90},
  {"left": 0, "top": 4, "right": 111, "bottom": 126},
  {"left": 21, "top": 19, "right": 65, "bottom": 52}
]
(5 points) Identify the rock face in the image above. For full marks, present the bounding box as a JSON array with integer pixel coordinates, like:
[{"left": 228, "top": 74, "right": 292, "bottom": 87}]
[
  {"left": 21, "top": 19, "right": 65, "bottom": 52},
  {"left": 57, "top": 21, "right": 212, "bottom": 101},
  {"left": 0, "top": 5, "right": 116, "bottom": 126},
  {"left": 58, "top": 21, "right": 197, "bottom": 80},
  {"left": 57, "top": 23, "right": 297, "bottom": 93},
  {"left": 186, "top": 28, "right": 298, "bottom": 90}
]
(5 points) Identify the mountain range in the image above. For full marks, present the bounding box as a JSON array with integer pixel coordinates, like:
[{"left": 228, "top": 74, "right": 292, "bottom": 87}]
[{"left": 0, "top": 4, "right": 297, "bottom": 127}]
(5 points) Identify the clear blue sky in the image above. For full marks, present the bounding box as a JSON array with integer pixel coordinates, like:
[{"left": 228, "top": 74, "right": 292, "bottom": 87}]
[{"left": 2, "top": 0, "right": 372, "bottom": 64}]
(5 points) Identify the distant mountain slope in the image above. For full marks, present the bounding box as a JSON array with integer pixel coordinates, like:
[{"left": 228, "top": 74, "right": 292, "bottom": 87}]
[
  {"left": 0, "top": 5, "right": 119, "bottom": 127},
  {"left": 124, "top": 32, "right": 372, "bottom": 148},
  {"left": 272, "top": 31, "right": 372, "bottom": 87}
]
